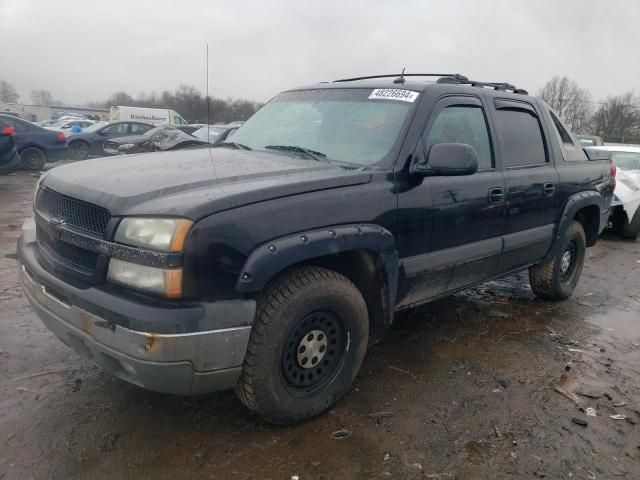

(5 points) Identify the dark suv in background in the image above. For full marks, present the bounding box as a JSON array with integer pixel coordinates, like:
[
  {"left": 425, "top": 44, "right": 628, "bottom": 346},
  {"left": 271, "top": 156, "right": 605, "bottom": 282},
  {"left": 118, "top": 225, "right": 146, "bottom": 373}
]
[
  {"left": 0, "top": 114, "right": 67, "bottom": 170},
  {"left": 67, "top": 121, "right": 154, "bottom": 159}
]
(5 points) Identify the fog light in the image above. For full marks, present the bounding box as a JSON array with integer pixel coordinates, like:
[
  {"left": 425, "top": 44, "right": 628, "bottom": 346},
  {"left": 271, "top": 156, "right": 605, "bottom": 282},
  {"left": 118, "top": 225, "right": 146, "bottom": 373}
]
[{"left": 107, "top": 258, "right": 182, "bottom": 298}]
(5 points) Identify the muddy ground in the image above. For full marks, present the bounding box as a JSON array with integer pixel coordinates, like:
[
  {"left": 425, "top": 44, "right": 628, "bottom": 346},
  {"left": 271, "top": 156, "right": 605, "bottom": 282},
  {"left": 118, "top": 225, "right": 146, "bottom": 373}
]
[{"left": 0, "top": 168, "right": 639, "bottom": 480}]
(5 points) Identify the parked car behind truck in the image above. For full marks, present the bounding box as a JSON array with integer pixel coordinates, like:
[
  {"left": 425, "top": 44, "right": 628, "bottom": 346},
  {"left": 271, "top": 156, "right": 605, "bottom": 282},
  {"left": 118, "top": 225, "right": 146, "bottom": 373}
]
[
  {"left": 18, "top": 73, "right": 614, "bottom": 425},
  {"left": 0, "top": 114, "right": 67, "bottom": 170},
  {"left": 591, "top": 145, "right": 640, "bottom": 239},
  {"left": 66, "top": 121, "right": 154, "bottom": 159}
]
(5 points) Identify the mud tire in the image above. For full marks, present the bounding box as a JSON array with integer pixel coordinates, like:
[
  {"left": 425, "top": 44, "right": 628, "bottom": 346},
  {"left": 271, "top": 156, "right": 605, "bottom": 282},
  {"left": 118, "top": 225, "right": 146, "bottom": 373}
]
[
  {"left": 235, "top": 266, "right": 369, "bottom": 425},
  {"left": 529, "top": 220, "right": 586, "bottom": 301}
]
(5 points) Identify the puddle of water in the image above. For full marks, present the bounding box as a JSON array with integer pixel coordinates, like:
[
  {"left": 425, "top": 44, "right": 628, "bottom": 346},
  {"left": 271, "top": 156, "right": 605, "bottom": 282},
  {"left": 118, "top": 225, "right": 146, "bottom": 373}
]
[{"left": 587, "top": 309, "right": 640, "bottom": 340}]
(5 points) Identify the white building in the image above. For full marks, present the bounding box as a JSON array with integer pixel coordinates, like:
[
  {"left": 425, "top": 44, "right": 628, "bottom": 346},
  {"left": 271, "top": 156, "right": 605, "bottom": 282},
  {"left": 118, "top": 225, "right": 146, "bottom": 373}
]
[{"left": 0, "top": 102, "right": 109, "bottom": 122}]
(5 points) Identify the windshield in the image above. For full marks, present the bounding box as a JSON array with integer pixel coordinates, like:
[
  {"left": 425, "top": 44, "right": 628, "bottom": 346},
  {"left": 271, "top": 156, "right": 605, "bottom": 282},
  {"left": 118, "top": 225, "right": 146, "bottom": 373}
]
[
  {"left": 612, "top": 151, "right": 640, "bottom": 171},
  {"left": 192, "top": 126, "right": 226, "bottom": 142},
  {"left": 229, "top": 88, "right": 417, "bottom": 165}
]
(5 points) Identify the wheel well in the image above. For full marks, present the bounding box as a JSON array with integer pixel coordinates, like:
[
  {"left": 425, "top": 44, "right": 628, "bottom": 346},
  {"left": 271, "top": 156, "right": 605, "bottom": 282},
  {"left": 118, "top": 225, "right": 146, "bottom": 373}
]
[
  {"left": 574, "top": 205, "right": 599, "bottom": 246},
  {"left": 287, "top": 250, "right": 390, "bottom": 333}
]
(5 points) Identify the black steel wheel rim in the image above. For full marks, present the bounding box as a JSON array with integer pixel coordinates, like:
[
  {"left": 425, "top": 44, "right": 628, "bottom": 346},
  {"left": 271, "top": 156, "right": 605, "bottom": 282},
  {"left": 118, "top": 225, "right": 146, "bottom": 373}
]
[
  {"left": 71, "top": 142, "right": 89, "bottom": 158},
  {"left": 23, "top": 149, "right": 43, "bottom": 166},
  {"left": 559, "top": 241, "right": 577, "bottom": 281},
  {"left": 281, "top": 310, "right": 347, "bottom": 396}
]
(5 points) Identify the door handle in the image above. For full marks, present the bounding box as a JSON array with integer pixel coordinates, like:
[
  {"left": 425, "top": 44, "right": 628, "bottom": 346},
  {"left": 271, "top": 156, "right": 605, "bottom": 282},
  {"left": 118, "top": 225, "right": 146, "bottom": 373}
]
[
  {"left": 543, "top": 183, "right": 556, "bottom": 196},
  {"left": 488, "top": 187, "right": 504, "bottom": 204}
]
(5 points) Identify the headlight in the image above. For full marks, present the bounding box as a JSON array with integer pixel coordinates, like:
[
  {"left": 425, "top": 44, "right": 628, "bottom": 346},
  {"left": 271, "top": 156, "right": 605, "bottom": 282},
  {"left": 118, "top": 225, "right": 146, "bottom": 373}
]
[
  {"left": 115, "top": 217, "right": 192, "bottom": 252},
  {"left": 118, "top": 143, "right": 136, "bottom": 151},
  {"left": 107, "top": 258, "right": 182, "bottom": 298}
]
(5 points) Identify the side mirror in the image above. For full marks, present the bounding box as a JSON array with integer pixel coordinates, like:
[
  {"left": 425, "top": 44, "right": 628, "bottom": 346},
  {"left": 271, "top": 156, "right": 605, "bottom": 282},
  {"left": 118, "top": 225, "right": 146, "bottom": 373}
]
[{"left": 414, "top": 143, "right": 479, "bottom": 176}]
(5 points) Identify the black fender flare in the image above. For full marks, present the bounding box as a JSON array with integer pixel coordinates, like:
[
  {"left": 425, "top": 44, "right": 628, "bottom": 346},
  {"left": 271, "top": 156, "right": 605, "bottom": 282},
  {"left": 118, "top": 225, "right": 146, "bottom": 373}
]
[
  {"left": 544, "top": 190, "right": 602, "bottom": 261},
  {"left": 236, "top": 223, "right": 400, "bottom": 313}
]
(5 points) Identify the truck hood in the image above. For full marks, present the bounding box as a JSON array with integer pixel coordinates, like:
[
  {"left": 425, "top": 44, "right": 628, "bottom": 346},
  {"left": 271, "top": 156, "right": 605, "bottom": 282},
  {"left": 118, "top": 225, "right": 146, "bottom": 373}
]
[{"left": 41, "top": 148, "right": 371, "bottom": 219}]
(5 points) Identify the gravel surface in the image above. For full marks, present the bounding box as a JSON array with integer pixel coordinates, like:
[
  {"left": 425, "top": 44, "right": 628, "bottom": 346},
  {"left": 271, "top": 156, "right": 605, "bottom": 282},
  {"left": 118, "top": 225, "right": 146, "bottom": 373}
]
[{"left": 1, "top": 168, "right": 639, "bottom": 479}]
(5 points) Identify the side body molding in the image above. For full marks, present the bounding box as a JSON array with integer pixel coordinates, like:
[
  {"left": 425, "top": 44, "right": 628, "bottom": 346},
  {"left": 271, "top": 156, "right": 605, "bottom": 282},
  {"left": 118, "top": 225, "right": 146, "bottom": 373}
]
[
  {"left": 235, "top": 224, "right": 400, "bottom": 312},
  {"left": 544, "top": 190, "right": 602, "bottom": 261}
]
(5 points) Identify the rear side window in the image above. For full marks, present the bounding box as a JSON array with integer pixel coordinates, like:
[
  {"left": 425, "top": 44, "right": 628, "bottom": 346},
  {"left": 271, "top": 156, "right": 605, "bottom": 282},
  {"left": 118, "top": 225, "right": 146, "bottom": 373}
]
[
  {"left": 130, "top": 123, "right": 151, "bottom": 134},
  {"left": 549, "top": 111, "right": 573, "bottom": 145},
  {"left": 495, "top": 108, "right": 547, "bottom": 167},
  {"left": 549, "top": 111, "right": 588, "bottom": 162},
  {"left": 1, "top": 117, "right": 19, "bottom": 131},
  {"left": 102, "top": 123, "right": 128, "bottom": 134},
  {"left": 424, "top": 106, "right": 493, "bottom": 169}
]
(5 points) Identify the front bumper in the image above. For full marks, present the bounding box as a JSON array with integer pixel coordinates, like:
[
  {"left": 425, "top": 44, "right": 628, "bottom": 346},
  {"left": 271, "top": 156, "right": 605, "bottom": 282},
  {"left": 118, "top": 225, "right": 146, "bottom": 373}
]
[{"left": 17, "top": 230, "right": 256, "bottom": 395}]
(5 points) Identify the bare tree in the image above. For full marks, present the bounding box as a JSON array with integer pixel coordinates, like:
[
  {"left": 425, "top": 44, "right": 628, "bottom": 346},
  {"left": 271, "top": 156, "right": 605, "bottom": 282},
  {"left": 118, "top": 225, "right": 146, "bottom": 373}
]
[
  {"left": 0, "top": 80, "right": 20, "bottom": 103},
  {"left": 107, "top": 91, "right": 135, "bottom": 106},
  {"left": 591, "top": 92, "right": 639, "bottom": 143},
  {"left": 538, "top": 76, "right": 592, "bottom": 133},
  {"left": 30, "top": 89, "right": 53, "bottom": 106}
]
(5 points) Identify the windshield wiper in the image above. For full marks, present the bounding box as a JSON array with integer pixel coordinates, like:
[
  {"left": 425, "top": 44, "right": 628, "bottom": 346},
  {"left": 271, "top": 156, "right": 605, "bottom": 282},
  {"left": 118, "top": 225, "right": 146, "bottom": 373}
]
[
  {"left": 217, "top": 141, "right": 252, "bottom": 150},
  {"left": 265, "top": 145, "right": 328, "bottom": 162}
]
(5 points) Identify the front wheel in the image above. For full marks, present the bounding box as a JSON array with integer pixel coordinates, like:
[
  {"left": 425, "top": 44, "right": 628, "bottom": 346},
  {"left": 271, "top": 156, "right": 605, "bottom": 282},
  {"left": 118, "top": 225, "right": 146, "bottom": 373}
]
[
  {"left": 529, "top": 220, "right": 586, "bottom": 300},
  {"left": 20, "top": 147, "right": 46, "bottom": 170},
  {"left": 235, "top": 266, "right": 369, "bottom": 425}
]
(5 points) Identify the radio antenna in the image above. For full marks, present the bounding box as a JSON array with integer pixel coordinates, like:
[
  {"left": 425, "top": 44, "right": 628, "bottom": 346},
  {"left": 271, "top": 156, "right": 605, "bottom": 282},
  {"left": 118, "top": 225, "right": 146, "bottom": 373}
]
[
  {"left": 205, "top": 43, "right": 217, "bottom": 176},
  {"left": 206, "top": 43, "right": 210, "bottom": 141}
]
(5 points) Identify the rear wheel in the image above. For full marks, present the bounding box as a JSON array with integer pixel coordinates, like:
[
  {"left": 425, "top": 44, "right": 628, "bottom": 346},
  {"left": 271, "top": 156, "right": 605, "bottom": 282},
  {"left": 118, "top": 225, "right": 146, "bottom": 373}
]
[
  {"left": 235, "top": 266, "right": 369, "bottom": 425},
  {"left": 69, "top": 140, "right": 90, "bottom": 160},
  {"left": 20, "top": 147, "right": 46, "bottom": 171},
  {"left": 621, "top": 209, "right": 640, "bottom": 240},
  {"left": 529, "top": 220, "right": 586, "bottom": 300}
]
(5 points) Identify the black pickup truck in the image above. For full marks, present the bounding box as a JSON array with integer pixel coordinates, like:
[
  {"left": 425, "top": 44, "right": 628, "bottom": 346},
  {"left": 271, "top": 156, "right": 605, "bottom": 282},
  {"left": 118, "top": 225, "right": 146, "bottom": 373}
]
[{"left": 18, "top": 73, "right": 615, "bottom": 424}]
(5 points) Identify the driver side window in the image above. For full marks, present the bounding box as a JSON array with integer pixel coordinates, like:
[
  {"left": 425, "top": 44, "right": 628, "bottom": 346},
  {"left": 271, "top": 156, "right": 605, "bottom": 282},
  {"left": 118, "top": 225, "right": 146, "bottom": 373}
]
[
  {"left": 102, "top": 123, "right": 128, "bottom": 134},
  {"left": 424, "top": 105, "right": 493, "bottom": 170}
]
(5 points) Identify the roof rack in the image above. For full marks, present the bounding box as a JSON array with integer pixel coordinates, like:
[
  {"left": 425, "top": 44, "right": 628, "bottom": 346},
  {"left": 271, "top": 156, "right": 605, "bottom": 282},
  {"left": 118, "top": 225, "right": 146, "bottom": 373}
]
[
  {"left": 333, "top": 73, "right": 467, "bottom": 83},
  {"left": 437, "top": 76, "right": 528, "bottom": 95},
  {"left": 332, "top": 72, "right": 528, "bottom": 95}
]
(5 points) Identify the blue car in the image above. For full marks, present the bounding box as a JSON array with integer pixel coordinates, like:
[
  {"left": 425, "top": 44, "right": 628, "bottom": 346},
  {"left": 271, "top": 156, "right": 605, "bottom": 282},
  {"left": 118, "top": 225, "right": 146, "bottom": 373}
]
[{"left": 0, "top": 114, "right": 68, "bottom": 170}]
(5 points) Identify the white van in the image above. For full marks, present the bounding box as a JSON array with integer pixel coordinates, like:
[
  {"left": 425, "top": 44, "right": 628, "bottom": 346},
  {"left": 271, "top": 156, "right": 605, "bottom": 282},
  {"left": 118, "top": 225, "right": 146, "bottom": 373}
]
[{"left": 109, "top": 106, "right": 189, "bottom": 126}]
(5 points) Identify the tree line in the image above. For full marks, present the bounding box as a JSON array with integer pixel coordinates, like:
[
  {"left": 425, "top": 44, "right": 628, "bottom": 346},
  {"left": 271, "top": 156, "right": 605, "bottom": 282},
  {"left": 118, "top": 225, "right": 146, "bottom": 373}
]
[
  {"left": 538, "top": 75, "right": 639, "bottom": 144},
  {"left": 0, "top": 80, "right": 261, "bottom": 125},
  {"left": 85, "top": 85, "right": 262, "bottom": 124}
]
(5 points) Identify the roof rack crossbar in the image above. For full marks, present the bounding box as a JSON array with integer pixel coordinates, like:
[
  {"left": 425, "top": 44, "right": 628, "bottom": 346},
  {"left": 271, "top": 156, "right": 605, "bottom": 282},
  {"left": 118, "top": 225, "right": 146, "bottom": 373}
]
[
  {"left": 438, "top": 76, "right": 527, "bottom": 94},
  {"left": 333, "top": 73, "right": 467, "bottom": 83},
  {"left": 331, "top": 72, "right": 528, "bottom": 95}
]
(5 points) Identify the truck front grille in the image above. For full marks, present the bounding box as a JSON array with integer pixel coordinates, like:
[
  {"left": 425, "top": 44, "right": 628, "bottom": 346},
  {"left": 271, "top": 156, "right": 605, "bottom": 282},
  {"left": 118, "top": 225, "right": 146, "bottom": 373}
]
[
  {"left": 37, "top": 226, "right": 99, "bottom": 272},
  {"left": 36, "top": 188, "right": 111, "bottom": 236}
]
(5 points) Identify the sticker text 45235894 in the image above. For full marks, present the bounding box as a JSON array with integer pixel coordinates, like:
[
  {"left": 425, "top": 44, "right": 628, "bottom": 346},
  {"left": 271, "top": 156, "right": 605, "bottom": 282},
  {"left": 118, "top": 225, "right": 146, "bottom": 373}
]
[{"left": 368, "top": 89, "right": 419, "bottom": 103}]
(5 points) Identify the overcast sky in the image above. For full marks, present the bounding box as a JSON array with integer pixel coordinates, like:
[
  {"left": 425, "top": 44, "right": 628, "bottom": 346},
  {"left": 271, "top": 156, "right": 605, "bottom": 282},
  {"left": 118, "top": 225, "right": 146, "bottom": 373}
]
[{"left": 0, "top": 0, "right": 637, "bottom": 105}]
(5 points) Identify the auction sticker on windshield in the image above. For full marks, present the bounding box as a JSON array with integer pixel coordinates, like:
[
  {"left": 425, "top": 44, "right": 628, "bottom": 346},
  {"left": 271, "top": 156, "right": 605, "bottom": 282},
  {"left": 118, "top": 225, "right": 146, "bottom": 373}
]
[{"left": 368, "top": 89, "right": 419, "bottom": 102}]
